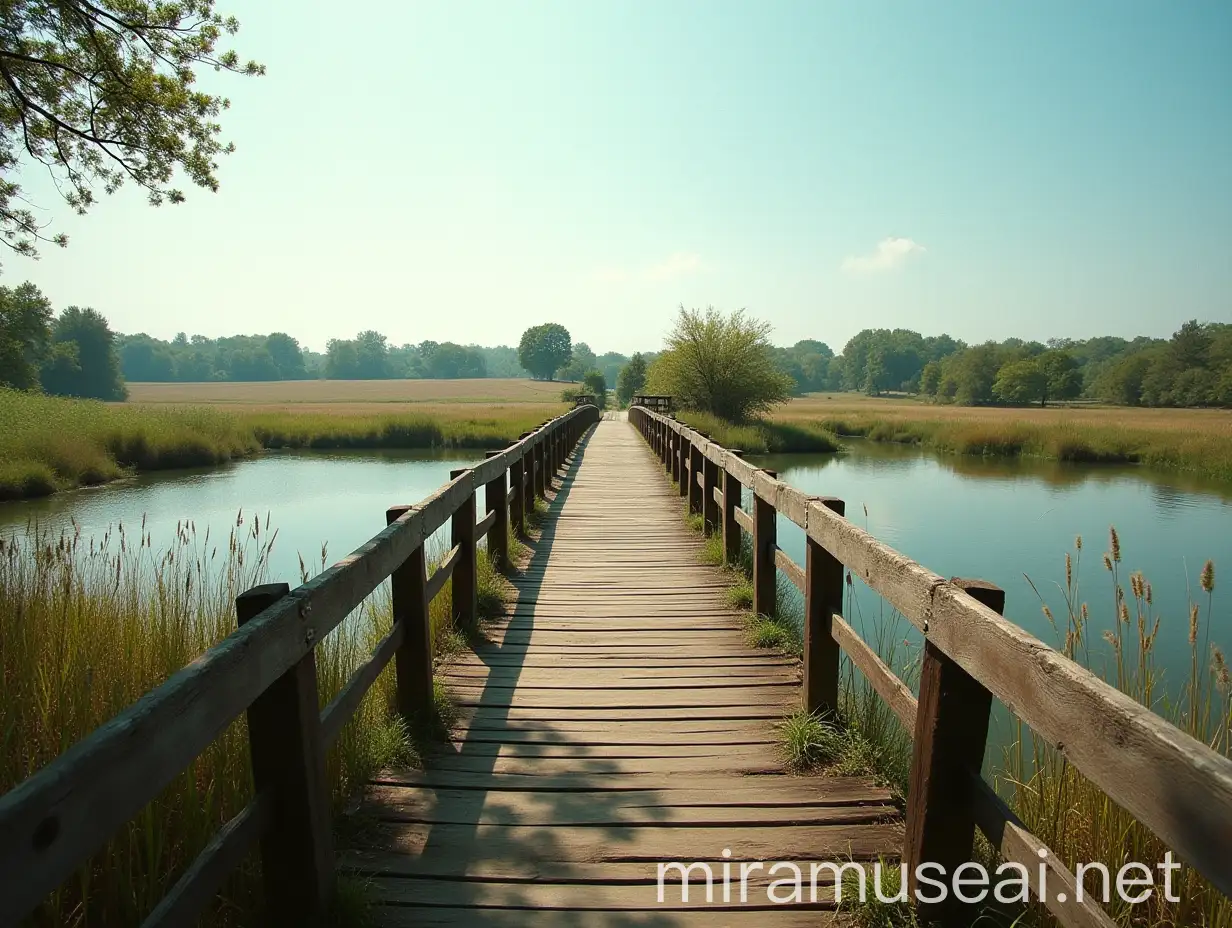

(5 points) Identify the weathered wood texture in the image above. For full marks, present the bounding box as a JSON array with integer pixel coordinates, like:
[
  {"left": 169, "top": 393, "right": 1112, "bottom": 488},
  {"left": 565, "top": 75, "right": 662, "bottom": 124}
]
[
  {"left": 349, "top": 418, "right": 900, "bottom": 926},
  {"left": 628, "top": 404, "right": 1232, "bottom": 920},
  {"left": 0, "top": 406, "right": 598, "bottom": 927}
]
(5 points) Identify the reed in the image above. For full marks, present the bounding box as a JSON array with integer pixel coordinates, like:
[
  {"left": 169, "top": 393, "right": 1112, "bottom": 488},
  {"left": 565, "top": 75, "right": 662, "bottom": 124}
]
[
  {"left": 1004, "top": 533, "right": 1231, "bottom": 928},
  {"left": 0, "top": 511, "right": 505, "bottom": 926}
]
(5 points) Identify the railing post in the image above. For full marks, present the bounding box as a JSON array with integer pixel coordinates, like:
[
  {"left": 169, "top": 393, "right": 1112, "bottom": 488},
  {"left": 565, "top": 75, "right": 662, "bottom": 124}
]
[
  {"left": 688, "top": 443, "right": 704, "bottom": 516},
  {"left": 534, "top": 434, "right": 546, "bottom": 500},
  {"left": 905, "top": 579, "right": 1004, "bottom": 922},
  {"left": 672, "top": 426, "right": 683, "bottom": 485},
  {"left": 450, "top": 469, "right": 478, "bottom": 629},
  {"left": 386, "top": 506, "right": 434, "bottom": 721},
  {"left": 483, "top": 452, "right": 509, "bottom": 571},
  {"left": 804, "top": 497, "right": 845, "bottom": 717},
  {"left": 665, "top": 424, "right": 674, "bottom": 476},
  {"left": 722, "top": 452, "right": 743, "bottom": 566},
  {"left": 702, "top": 454, "right": 720, "bottom": 535},
  {"left": 752, "top": 471, "right": 777, "bottom": 618},
  {"left": 236, "top": 584, "right": 334, "bottom": 925},
  {"left": 509, "top": 453, "right": 525, "bottom": 538},
  {"left": 678, "top": 436, "right": 691, "bottom": 499}
]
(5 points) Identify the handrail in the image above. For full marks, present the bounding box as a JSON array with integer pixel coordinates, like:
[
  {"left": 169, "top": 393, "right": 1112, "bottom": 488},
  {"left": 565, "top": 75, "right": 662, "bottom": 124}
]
[
  {"left": 0, "top": 403, "right": 601, "bottom": 927},
  {"left": 629, "top": 403, "right": 1232, "bottom": 926}
]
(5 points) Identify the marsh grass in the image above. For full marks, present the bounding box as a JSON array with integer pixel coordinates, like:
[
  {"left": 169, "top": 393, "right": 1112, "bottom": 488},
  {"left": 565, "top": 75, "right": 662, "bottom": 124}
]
[
  {"left": 807, "top": 412, "right": 1232, "bottom": 482},
  {"left": 1002, "top": 532, "right": 1231, "bottom": 928},
  {"left": 0, "top": 508, "right": 507, "bottom": 927},
  {"left": 0, "top": 388, "right": 552, "bottom": 500},
  {"left": 675, "top": 409, "right": 841, "bottom": 454}
]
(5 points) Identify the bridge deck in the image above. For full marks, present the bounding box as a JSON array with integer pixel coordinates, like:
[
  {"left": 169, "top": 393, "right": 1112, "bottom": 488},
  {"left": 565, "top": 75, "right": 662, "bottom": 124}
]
[{"left": 346, "top": 417, "right": 902, "bottom": 925}]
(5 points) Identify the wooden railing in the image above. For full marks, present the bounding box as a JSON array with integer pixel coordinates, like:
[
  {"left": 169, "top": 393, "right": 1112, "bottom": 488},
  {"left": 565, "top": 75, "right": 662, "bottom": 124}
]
[
  {"left": 629, "top": 404, "right": 1232, "bottom": 927},
  {"left": 0, "top": 404, "right": 601, "bottom": 928}
]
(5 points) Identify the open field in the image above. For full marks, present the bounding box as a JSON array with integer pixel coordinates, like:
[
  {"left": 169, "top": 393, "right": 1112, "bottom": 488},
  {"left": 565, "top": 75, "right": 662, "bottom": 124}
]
[
  {"left": 774, "top": 393, "right": 1232, "bottom": 481},
  {"left": 125, "top": 378, "right": 568, "bottom": 406}
]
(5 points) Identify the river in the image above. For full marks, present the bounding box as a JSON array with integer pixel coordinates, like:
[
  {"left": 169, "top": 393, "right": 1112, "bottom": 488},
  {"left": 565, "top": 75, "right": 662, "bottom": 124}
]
[{"left": 2, "top": 440, "right": 1227, "bottom": 707}]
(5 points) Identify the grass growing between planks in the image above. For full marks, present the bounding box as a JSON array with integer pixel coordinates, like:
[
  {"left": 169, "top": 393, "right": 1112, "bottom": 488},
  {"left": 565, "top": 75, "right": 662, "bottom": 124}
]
[
  {"left": 0, "top": 508, "right": 509, "bottom": 927},
  {"left": 673, "top": 409, "right": 842, "bottom": 454},
  {"left": 0, "top": 387, "right": 560, "bottom": 500}
]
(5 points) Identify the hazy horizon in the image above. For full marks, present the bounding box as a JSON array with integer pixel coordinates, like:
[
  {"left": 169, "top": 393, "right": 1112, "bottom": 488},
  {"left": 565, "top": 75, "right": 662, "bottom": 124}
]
[{"left": 11, "top": 1, "right": 1231, "bottom": 355}]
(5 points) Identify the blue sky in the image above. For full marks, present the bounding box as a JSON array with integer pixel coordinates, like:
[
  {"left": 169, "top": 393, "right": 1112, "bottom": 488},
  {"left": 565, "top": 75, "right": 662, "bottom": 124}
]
[{"left": 15, "top": 1, "right": 1232, "bottom": 355}]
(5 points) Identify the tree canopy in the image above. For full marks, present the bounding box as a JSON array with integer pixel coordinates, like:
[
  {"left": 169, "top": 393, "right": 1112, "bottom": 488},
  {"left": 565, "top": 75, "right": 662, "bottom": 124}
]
[
  {"left": 646, "top": 306, "right": 793, "bottom": 421},
  {"left": 518, "top": 323, "right": 572, "bottom": 381},
  {"left": 0, "top": 1, "right": 263, "bottom": 263},
  {"left": 615, "top": 352, "right": 647, "bottom": 405}
]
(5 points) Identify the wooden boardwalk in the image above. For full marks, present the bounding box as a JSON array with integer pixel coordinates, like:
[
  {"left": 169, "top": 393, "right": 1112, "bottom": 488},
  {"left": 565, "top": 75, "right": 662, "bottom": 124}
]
[{"left": 347, "top": 417, "right": 902, "bottom": 926}]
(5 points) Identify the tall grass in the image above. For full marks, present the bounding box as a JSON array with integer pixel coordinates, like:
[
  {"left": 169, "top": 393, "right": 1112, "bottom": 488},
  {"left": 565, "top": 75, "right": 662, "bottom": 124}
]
[
  {"left": 1003, "top": 532, "right": 1231, "bottom": 928},
  {"left": 0, "top": 512, "right": 507, "bottom": 926},
  {"left": 809, "top": 413, "right": 1232, "bottom": 482},
  {"left": 0, "top": 388, "right": 552, "bottom": 500},
  {"left": 674, "top": 409, "right": 841, "bottom": 454}
]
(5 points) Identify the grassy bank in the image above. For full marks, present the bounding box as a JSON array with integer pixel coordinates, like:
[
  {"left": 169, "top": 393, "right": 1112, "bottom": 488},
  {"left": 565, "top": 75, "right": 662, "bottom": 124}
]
[
  {"left": 0, "top": 388, "right": 559, "bottom": 500},
  {"left": 673, "top": 409, "right": 841, "bottom": 453},
  {"left": 770, "top": 394, "right": 1232, "bottom": 481},
  {"left": 0, "top": 513, "right": 509, "bottom": 926}
]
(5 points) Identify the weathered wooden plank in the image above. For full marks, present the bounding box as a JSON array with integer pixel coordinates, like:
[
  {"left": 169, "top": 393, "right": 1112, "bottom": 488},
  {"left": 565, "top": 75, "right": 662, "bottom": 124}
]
[
  {"left": 832, "top": 615, "right": 917, "bottom": 731},
  {"left": 733, "top": 506, "right": 754, "bottom": 535},
  {"left": 320, "top": 621, "right": 405, "bottom": 746},
  {"left": 774, "top": 547, "right": 805, "bottom": 592},
  {"left": 426, "top": 544, "right": 461, "bottom": 604}
]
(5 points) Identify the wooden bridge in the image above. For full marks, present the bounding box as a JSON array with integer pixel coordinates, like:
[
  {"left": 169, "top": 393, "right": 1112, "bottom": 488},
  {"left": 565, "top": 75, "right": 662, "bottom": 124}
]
[{"left": 1, "top": 405, "right": 1231, "bottom": 927}]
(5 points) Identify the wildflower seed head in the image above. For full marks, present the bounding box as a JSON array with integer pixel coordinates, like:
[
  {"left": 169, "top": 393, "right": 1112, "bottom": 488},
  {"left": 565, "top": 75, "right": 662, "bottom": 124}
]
[
  {"left": 1075, "top": 535, "right": 1082, "bottom": 551},
  {"left": 1212, "top": 646, "right": 1230, "bottom": 694},
  {"left": 1189, "top": 603, "right": 1200, "bottom": 646},
  {"left": 1200, "top": 560, "right": 1215, "bottom": 594},
  {"left": 1065, "top": 553, "right": 1072, "bottom": 589},
  {"left": 1042, "top": 604, "right": 1054, "bottom": 622},
  {"left": 1130, "top": 572, "right": 1143, "bottom": 599},
  {"left": 1102, "top": 630, "right": 1117, "bottom": 648},
  {"left": 1080, "top": 602, "right": 1089, "bottom": 621},
  {"left": 1103, "top": 553, "right": 1113, "bottom": 572},
  {"left": 1145, "top": 582, "right": 1152, "bottom": 606},
  {"left": 1109, "top": 527, "right": 1121, "bottom": 563},
  {"left": 1120, "top": 601, "right": 1130, "bottom": 624}
]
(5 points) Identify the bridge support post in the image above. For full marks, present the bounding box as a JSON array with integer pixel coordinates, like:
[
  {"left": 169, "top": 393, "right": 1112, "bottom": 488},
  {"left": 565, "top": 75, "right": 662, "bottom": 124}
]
[
  {"left": 534, "top": 436, "right": 547, "bottom": 500},
  {"left": 702, "top": 455, "right": 720, "bottom": 535},
  {"left": 509, "top": 454, "right": 525, "bottom": 538},
  {"left": 804, "top": 497, "right": 845, "bottom": 717},
  {"left": 905, "top": 579, "right": 1004, "bottom": 923},
  {"left": 484, "top": 453, "right": 509, "bottom": 571},
  {"left": 451, "top": 470, "right": 478, "bottom": 629},
  {"left": 688, "top": 445, "right": 704, "bottom": 516},
  {"left": 236, "top": 583, "right": 335, "bottom": 926},
  {"left": 665, "top": 425, "right": 674, "bottom": 477},
  {"left": 386, "top": 506, "right": 434, "bottom": 722},
  {"left": 722, "top": 455, "right": 743, "bottom": 565},
  {"left": 677, "top": 437, "right": 690, "bottom": 498},
  {"left": 752, "top": 472, "right": 777, "bottom": 618}
]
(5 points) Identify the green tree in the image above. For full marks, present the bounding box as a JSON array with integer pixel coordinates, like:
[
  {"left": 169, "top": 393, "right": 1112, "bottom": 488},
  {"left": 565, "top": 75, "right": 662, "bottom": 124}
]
[
  {"left": 615, "top": 352, "right": 648, "bottom": 405},
  {"left": 992, "top": 359, "right": 1046, "bottom": 405},
  {"left": 559, "top": 342, "right": 597, "bottom": 381},
  {"left": 919, "top": 361, "right": 941, "bottom": 397},
  {"left": 0, "top": 1, "right": 263, "bottom": 264},
  {"left": 324, "top": 338, "right": 360, "bottom": 378},
  {"left": 41, "top": 307, "right": 125, "bottom": 398},
  {"left": 265, "top": 333, "right": 306, "bottom": 379},
  {"left": 354, "top": 330, "right": 391, "bottom": 379},
  {"left": 518, "top": 323, "right": 572, "bottom": 381},
  {"left": 582, "top": 370, "right": 607, "bottom": 409},
  {"left": 645, "top": 306, "right": 793, "bottom": 421},
  {"left": 0, "top": 281, "right": 51, "bottom": 388},
  {"left": 1038, "top": 351, "right": 1083, "bottom": 405}
]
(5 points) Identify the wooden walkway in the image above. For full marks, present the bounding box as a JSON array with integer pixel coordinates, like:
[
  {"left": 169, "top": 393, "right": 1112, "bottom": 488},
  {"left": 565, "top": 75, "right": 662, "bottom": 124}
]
[{"left": 346, "top": 417, "right": 901, "bottom": 926}]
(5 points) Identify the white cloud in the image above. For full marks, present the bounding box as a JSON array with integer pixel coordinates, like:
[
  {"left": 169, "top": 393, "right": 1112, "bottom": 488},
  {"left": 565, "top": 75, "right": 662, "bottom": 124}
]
[
  {"left": 841, "top": 237, "right": 926, "bottom": 274},
  {"left": 592, "top": 252, "right": 706, "bottom": 283}
]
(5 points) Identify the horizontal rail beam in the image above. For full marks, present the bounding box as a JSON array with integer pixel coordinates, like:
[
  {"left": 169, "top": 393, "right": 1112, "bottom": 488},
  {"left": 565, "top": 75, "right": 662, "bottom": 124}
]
[
  {"left": 629, "top": 404, "right": 1232, "bottom": 896},
  {"left": 732, "top": 506, "right": 753, "bottom": 535},
  {"left": 426, "top": 544, "right": 462, "bottom": 604},
  {"left": 773, "top": 546, "right": 805, "bottom": 592},
  {"left": 832, "top": 615, "right": 918, "bottom": 731},
  {"left": 475, "top": 508, "right": 498, "bottom": 540},
  {"left": 320, "top": 621, "right": 406, "bottom": 746},
  {"left": 140, "top": 796, "right": 270, "bottom": 928}
]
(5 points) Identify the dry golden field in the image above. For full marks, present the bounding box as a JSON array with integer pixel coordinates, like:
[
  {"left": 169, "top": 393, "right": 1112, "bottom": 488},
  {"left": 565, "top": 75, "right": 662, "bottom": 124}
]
[
  {"left": 776, "top": 392, "right": 1232, "bottom": 435},
  {"left": 124, "top": 378, "right": 567, "bottom": 408}
]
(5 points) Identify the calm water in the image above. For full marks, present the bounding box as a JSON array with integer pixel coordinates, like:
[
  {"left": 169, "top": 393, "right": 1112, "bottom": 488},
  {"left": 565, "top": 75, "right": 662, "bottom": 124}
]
[
  {"left": 754, "top": 441, "right": 1232, "bottom": 720},
  {"left": 0, "top": 450, "right": 487, "bottom": 585}
]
